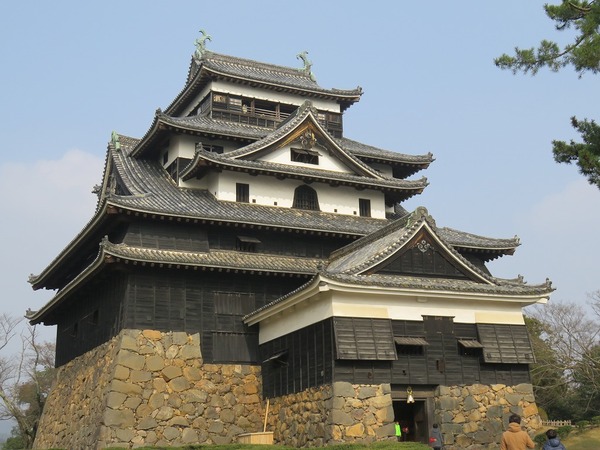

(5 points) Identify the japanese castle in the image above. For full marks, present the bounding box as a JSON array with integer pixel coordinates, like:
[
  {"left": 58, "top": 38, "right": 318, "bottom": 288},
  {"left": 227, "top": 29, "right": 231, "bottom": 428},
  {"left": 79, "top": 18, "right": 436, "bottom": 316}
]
[{"left": 28, "top": 34, "right": 552, "bottom": 449}]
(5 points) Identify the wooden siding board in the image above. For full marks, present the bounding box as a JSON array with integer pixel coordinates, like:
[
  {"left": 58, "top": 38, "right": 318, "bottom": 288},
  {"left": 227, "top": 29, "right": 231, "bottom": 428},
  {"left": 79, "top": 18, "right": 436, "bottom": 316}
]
[{"left": 333, "top": 317, "right": 396, "bottom": 361}]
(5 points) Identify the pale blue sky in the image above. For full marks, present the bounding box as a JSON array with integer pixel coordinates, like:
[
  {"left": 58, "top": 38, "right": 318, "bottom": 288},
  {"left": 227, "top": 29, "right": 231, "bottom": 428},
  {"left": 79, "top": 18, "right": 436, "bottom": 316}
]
[{"left": 1, "top": 1, "right": 599, "bottom": 350}]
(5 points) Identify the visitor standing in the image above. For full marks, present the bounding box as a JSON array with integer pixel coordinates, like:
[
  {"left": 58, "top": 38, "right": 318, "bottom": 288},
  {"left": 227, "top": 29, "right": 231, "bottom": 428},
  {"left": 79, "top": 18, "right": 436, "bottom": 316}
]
[
  {"left": 542, "top": 429, "right": 566, "bottom": 450},
  {"left": 394, "top": 421, "right": 402, "bottom": 442},
  {"left": 500, "top": 414, "right": 535, "bottom": 450},
  {"left": 429, "top": 423, "right": 443, "bottom": 449}
]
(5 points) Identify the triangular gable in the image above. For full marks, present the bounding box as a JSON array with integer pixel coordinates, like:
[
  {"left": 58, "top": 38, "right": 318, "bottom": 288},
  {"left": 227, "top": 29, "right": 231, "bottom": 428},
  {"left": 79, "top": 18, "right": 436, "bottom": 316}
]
[
  {"left": 326, "top": 207, "right": 493, "bottom": 284},
  {"left": 225, "top": 102, "right": 384, "bottom": 179},
  {"left": 368, "top": 225, "right": 484, "bottom": 282}
]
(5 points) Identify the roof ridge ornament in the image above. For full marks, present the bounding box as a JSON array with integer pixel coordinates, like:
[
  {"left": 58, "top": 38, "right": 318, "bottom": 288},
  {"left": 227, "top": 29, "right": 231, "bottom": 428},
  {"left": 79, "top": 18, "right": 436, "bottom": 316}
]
[
  {"left": 111, "top": 131, "right": 121, "bottom": 152},
  {"left": 194, "top": 29, "right": 212, "bottom": 61},
  {"left": 296, "top": 51, "right": 315, "bottom": 81}
]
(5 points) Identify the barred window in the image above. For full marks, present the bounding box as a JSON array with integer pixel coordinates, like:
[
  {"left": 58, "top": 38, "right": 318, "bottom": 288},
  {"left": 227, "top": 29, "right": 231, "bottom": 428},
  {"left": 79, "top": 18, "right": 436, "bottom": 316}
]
[
  {"left": 359, "top": 198, "right": 371, "bottom": 217},
  {"left": 236, "top": 183, "right": 249, "bottom": 203},
  {"left": 292, "top": 185, "right": 319, "bottom": 211}
]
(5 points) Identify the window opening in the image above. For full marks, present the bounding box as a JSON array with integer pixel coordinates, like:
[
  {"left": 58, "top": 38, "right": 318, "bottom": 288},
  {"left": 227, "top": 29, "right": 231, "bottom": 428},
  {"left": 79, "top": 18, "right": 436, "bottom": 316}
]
[
  {"left": 394, "top": 336, "right": 428, "bottom": 356},
  {"left": 292, "top": 185, "right": 320, "bottom": 211},
  {"left": 457, "top": 338, "right": 484, "bottom": 357},
  {"left": 236, "top": 183, "right": 249, "bottom": 203},
  {"left": 236, "top": 235, "right": 260, "bottom": 252},
  {"left": 359, "top": 198, "right": 371, "bottom": 217},
  {"left": 291, "top": 148, "right": 319, "bottom": 165}
]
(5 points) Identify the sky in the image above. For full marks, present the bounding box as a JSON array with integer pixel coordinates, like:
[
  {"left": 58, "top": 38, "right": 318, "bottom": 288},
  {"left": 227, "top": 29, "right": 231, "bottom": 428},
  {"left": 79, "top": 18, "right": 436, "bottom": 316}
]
[{"left": 1, "top": 1, "right": 599, "bottom": 353}]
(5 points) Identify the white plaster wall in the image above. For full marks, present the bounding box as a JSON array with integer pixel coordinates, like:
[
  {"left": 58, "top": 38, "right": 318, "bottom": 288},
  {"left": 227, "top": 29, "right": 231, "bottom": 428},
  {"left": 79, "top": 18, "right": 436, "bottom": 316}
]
[
  {"left": 329, "top": 290, "right": 528, "bottom": 325},
  {"left": 259, "top": 293, "right": 334, "bottom": 344},
  {"left": 258, "top": 289, "right": 532, "bottom": 344},
  {"left": 369, "top": 162, "right": 393, "bottom": 177},
  {"left": 258, "top": 145, "right": 354, "bottom": 173},
  {"left": 182, "top": 171, "right": 387, "bottom": 218}
]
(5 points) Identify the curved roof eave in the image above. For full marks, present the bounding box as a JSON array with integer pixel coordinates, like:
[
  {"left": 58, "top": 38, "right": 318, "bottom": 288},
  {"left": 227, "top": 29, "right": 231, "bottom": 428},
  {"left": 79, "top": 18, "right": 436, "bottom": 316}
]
[
  {"left": 165, "top": 55, "right": 363, "bottom": 116},
  {"left": 180, "top": 149, "right": 428, "bottom": 193},
  {"left": 28, "top": 202, "right": 112, "bottom": 290},
  {"left": 29, "top": 240, "right": 319, "bottom": 325}
]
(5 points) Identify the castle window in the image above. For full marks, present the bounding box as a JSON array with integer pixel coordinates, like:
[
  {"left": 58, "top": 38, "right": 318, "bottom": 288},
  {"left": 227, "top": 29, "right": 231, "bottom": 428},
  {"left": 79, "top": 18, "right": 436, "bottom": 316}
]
[
  {"left": 394, "top": 336, "right": 428, "bottom": 356},
  {"left": 292, "top": 185, "right": 320, "bottom": 211},
  {"left": 291, "top": 148, "right": 319, "bottom": 165},
  {"left": 333, "top": 317, "right": 397, "bottom": 360},
  {"left": 165, "top": 157, "right": 192, "bottom": 183},
  {"left": 457, "top": 338, "right": 484, "bottom": 357},
  {"left": 423, "top": 315, "right": 454, "bottom": 334},
  {"left": 196, "top": 142, "right": 224, "bottom": 154},
  {"left": 236, "top": 183, "right": 249, "bottom": 203},
  {"left": 236, "top": 235, "right": 260, "bottom": 252},
  {"left": 359, "top": 198, "right": 371, "bottom": 217}
]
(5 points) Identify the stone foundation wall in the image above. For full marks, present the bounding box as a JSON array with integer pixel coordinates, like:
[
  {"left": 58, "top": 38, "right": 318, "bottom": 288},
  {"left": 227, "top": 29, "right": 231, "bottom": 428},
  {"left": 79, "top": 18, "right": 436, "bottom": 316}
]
[
  {"left": 267, "top": 382, "right": 395, "bottom": 447},
  {"left": 34, "top": 329, "right": 266, "bottom": 449},
  {"left": 435, "top": 383, "right": 541, "bottom": 450},
  {"left": 34, "top": 331, "right": 540, "bottom": 450}
]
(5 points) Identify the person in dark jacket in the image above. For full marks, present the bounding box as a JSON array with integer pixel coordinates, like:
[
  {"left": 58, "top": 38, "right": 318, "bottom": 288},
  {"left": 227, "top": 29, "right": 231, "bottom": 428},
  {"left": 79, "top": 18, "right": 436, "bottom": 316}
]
[
  {"left": 429, "top": 423, "right": 443, "bottom": 449},
  {"left": 542, "top": 429, "right": 566, "bottom": 450}
]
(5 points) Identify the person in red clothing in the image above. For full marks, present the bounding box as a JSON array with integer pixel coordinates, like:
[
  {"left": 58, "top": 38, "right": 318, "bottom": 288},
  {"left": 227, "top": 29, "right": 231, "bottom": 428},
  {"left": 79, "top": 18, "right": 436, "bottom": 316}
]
[{"left": 500, "top": 414, "right": 535, "bottom": 450}]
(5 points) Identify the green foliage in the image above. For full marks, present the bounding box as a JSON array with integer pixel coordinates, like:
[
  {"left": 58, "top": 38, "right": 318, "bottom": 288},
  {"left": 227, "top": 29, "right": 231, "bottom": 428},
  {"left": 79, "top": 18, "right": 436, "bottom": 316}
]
[
  {"left": 558, "top": 425, "right": 574, "bottom": 438},
  {"left": 496, "top": 1, "right": 600, "bottom": 189},
  {"left": 577, "top": 420, "right": 591, "bottom": 429},
  {"left": 552, "top": 117, "right": 600, "bottom": 188},
  {"left": 534, "top": 432, "right": 548, "bottom": 447},
  {"left": 2, "top": 435, "right": 25, "bottom": 450},
  {"left": 495, "top": 1, "right": 600, "bottom": 76},
  {"left": 592, "top": 415, "right": 600, "bottom": 426}
]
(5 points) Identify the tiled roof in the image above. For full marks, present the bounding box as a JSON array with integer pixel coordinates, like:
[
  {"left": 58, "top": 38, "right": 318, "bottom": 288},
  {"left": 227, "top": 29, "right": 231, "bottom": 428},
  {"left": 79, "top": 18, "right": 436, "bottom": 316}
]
[
  {"left": 166, "top": 51, "right": 362, "bottom": 116},
  {"left": 108, "top": 140, "right": 517, "bottom": 250},
  {"left": 326, "top": 207, "right": 492, "bottom": 282},
  {"left": 159, "top": 114, "right": 269, "bottom": 140},
  {"left": 109, "top": 147, "right": 389, "bottom": 235},
  {"left": 200, "top": 51, "right": 362, "bottom": 97},
  {"left": 131, "top": 108, "right": 433, "bottom": 169},
  {"left": 324, "top": 272, "right": 553, "bottom": 296},
  {"left": 183, "top": 148, "right": 428, "bottom": 193},
  {"left": 337, "top": 137, "right": 434, "bottom": 165},
  {"left": 103, "top": 240, "right": 321, "bottom": 274},
  {"left": 438, "top": 227, "right": 519, "bottom": 252},
  {"left": 28, "top": 239, "right": 319, "bottom": 324}
]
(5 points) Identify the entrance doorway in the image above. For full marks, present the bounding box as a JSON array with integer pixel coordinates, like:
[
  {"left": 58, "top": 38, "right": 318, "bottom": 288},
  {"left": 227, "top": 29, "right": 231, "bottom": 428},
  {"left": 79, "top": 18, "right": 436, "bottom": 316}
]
[{"left": 393, "top": 400, "right": 428, "bottom": 444}]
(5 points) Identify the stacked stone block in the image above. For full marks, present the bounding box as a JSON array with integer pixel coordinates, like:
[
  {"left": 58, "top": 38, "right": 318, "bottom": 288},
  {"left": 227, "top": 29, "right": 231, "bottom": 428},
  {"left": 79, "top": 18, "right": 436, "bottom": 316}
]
[
  {"left": 34, "top": 329, "right": 265, "bottom": 449},
  {"left": 435, "top": 383, "right": 541, "bottom": 450},
  {"left": 267, "top": 381, "right": 395, "bottom": 447}
]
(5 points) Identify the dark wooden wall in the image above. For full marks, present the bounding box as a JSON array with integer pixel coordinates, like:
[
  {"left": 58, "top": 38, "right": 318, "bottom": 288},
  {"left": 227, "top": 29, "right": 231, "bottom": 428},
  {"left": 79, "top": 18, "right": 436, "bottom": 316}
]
[
  {"left": 122, "top": 267, "right": 308, "bottom": 364},
  {"left": 122, "top": 219, "right": 350, "bottom": 259},
  {"left": 55, "top": 269, "right": 127, "bottom": 366},
  {"left": 53, "top": 265, "right": 308, "bottom": 367},
  {"left": 260, "top": 317, "right": 532, "bottom": 398},
  {"left": 260, "top": 320, "right": 334, "bottom": 398}
]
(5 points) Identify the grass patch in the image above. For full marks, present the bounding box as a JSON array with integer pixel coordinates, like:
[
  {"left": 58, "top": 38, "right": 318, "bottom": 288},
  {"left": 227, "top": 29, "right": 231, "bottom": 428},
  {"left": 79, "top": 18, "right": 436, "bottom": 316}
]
[
  {"left": 101, "top": 442, "right": 429, "bottom": 450},
  {"left": 562, "top": 426, "right": 600, "bottom": 450}
]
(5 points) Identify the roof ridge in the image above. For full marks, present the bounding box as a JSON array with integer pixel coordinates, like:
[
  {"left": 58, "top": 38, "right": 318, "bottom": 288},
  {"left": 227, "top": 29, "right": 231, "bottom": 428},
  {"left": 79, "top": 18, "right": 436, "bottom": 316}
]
[{"left": 203, "top": 51, "right": 314, "bottom": 80}]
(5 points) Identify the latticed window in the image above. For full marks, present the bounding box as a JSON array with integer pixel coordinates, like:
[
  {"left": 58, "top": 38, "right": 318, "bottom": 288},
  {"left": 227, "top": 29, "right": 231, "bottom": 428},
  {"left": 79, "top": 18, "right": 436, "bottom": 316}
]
[
  {"left": 292, "top": 185, "right": 320, "bottom": 211},
  {"left": 359, "top": 198, "right": 371, "bottom": 217},
  {"left": 236, "top": 183, "right": 249, "bottom": 203}
]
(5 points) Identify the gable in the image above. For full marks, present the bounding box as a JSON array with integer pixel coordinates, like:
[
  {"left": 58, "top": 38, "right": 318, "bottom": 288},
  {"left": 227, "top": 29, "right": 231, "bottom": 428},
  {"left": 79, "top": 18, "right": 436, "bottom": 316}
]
[
  {"left": 256, "top": 123, "right": 357, "bottom": 174},
  {"left": 229, "top": 105, "right": 383, "bottom": 179},
  {"left": 367, "top": 227, "right": 482, "bottom": 281}
]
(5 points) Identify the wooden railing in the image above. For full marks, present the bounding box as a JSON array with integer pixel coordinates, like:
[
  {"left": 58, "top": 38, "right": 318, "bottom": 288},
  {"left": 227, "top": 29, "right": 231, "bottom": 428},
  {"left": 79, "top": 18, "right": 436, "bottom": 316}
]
[{"left": 541, "top": 420, "right": 572, "bottom": 427}]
